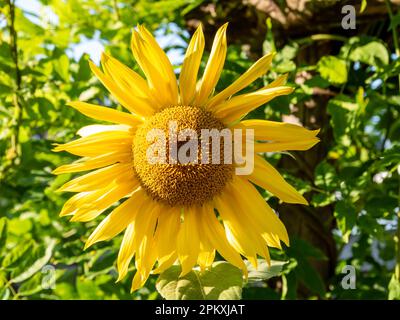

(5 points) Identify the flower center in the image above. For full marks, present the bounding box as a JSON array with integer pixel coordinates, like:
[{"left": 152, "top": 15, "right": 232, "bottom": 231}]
[{"left": 133, "top": 106, "right": 234, "bottom": 207}]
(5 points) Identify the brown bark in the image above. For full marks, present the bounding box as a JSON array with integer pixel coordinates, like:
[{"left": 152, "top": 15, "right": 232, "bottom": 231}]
[{"left": 186, "top": 0, "right": 399, "bottom": 42}]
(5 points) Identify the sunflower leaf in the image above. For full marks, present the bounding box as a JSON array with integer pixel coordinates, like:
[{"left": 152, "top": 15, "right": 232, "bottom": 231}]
[
  {"left": 244, "top": 259, "right": 287, "bottom": 284},
  {"left": 156, "top": 261, "right": 243, "bottom": 300}
]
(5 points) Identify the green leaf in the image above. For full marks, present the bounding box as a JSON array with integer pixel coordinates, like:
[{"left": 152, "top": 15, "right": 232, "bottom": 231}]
[
  {"left": 0, "top": 218, "right": 7, "bottom": 256},
  {"left": 2, "top": 239, "right": 34, "bottom": 269},
  {"left": 156, "top": 262, "right": 243, "bottom": 300},
  {"left": 89, "top": 249, "right": 117, "bottom": 272},
  {"left": 317, "top": 56, "right": 347, "bottom": 84},
  {"left": 334, "top": 200, "right": 357, "bottom": 242},
  {"left": 279, "top": 43, "right": 299, "bottom": 61},
  {"left": 76, "top": 277, "right": 106, "bottom": 299},
  {"left": 76, "top": 53, "right": 92, "bottom": 82},
  {"left": 373, "top": 144, "right": 400, "bottom": 171},
  {"left": 311, "top": 192, "right": 336, "bottom": 207},
  {"left": 314, "top": 161, "right": 339, "bottom": 191},
  {"left": 0, "top": 287, "right": 10, "bottom": 300},
  {"left": 17, "top": 272, "right": 43, "bottom": 296},
  {"left": 343, "top": 37, "right": 389, "bottom": 66},
  {"left": 53, "top": 54, "right": 70, "bottom": 82},
  {"left": 389, "top": 274, "right": 400, "bottom": 300},
  {"left": 304, "top": 75, "right": 330, "bottom": 89},
  {"left": 290, "top": 238, "right": 327, "bottom": 261},
  {"left": 8, "top": 218, "right": 32, "bottom": 236},
  {"left": 244, "top": 259, "right": 287, "bottom": 284},
  {"left": 350, "top": 42, "right": 388, "bottom": 66},
  {"left": 296, "top": 257, "right": 326, "bottom": 296},
  {"left": 54, "top": 283, "right": 78, "bottom": 299},
  {"left": 10, "top": 239, "right": 56, "bottom": 284},
  {"left": 327, "top": 95, "right": 358, "bottom": 141},
  {"left": 287, "top": 239, "right": 327, "bottom": 296},
  {"left": 274, "top": 60, "right": 296, "bottom": 73}
]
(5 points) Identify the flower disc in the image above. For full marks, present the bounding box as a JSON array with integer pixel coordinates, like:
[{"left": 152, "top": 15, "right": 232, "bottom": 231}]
[{"left": 133, "top": 106, "right": 234, "bottom": 206}]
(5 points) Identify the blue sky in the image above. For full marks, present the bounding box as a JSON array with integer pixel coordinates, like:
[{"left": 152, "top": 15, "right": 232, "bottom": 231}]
[{"left": 16, "top": 0, "right": 185, "bottom": 65}]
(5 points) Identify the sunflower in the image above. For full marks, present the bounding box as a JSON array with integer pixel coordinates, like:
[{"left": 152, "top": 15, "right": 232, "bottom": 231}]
[{"left": 53, "top": 23, "right": 319, "bottom": 292}]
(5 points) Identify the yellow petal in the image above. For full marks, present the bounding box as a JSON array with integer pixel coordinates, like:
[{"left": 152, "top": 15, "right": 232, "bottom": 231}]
[
  {"left": 230, "top": 176, "right": 289, "bottom": 246},
  {"left": 234, "top": 119, "right": 319, "bottom": 142},
  {"left": 264, "top": 73, "right": 288, "bottom": 88},
  {"left": 53, "top": 130, "right": 132, "bottom": 157},
  {"left": 139, "top": 26, "right": 179, "bottom": 103},
  {"left": 214, "top": 193, "right": 261, "bottom": 265},
  {"left": 117, "top": 223, "right": 135, "bottom": 282},
  {"left": 199, "top": 204, "right": 246, "bottom": 273},
  {"left": 131, "top": 203, "right": 160, "bottom": 292},
  {"left": 131, "top": 267, "right": 152, "bottom": 293},
  {"left": 67, "top": 101, "right": 142, "bottom": 127},
  {"left": 194, "top": 23, "right": 228, "bottom": 106},
  {"left": 248, "top": 155, "right": 308, "bottom": 205},
  {"left": 214, "top": 86, "right": 294, "bottom": 124},
  {"left": 254, "top": 138, "right": 320, "bottom": 153},
  {"left": 152, "top": 252, "right": 178, "bottom": 274},
  {"left": 154, "top": 207, "right": 181, "bottom": 269},
  {"left": 89, "top": 60, "right": 154, "bottom": 117},
  {"left": 196, "top": 210, "right": 215, "bottom": 270},
  {"left": 101, "top": 52, "right": 154, "bottom": 103},
  {"left": 84, "top": 187, "right": 147, "bottom": 249},
  {"left": 58, "top": 163, "right": 133, "bottom": 192},
  {"left": 197, "top": 247, "right": 215, "bottom": 271},
  {"left": 52, "top": 152, "right": 131, "bottom": 175},
  {"left": 177, "top": 207, "right": 199, "bottom": 276},
  {"left": 179, "top": 24, "right": 205, "bottom": 105},
  {"left": 131, "top": 26, "right": 178, "bottom": 108},
  {"left": 217, "top": 178, "right": 285, "bottom": 257},
  {"left": 64, "top": 181, "right": 138, "bottom": 222},
  {"left": 132, "top": 200, "right": 159, "bottom": 254},
  {"left": 207, "top": 52, "right": 275, "bottom": 109},
  {"left": 196, "top": 204, "right": 215, "bottom": 271}
]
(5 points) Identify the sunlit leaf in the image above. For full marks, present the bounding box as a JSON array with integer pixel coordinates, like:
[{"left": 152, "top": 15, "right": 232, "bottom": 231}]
[
  {"left": 245, "top": 259, "right": 287, "bottom": 284},
  {"left": 10, "top": 239, "right": 56, "bottom": 284},
  {"left": 317, "top": 55, "right": 347, "bottom": 85},
  {"left": 156, "top": 262, "right": 243, "bottom": 300}
]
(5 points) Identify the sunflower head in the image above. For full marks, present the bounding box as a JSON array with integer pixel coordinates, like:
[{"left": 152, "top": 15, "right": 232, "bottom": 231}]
[{"left": 53, "top": 23, "right": 319, "bottom": 292}]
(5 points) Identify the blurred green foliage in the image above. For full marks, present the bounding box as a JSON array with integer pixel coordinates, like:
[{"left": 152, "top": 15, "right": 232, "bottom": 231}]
[{"left": 0, "top": 0, "right": 399, "bottom": 300}]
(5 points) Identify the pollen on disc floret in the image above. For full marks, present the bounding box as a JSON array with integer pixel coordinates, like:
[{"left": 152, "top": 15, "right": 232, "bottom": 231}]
[{"left": 132, "top": 106, "right": 234, "bottom": 207}]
